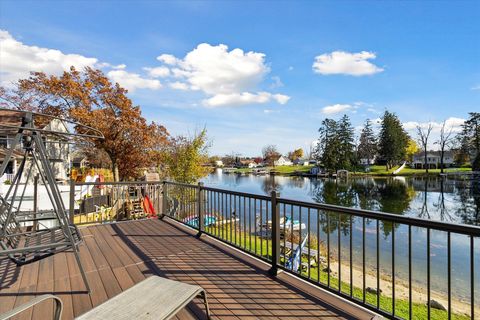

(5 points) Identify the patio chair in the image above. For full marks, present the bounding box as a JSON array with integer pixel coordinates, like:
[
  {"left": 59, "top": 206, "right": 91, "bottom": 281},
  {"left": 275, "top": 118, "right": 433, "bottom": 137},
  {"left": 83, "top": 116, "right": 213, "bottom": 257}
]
[{"left": 0, "top": 276, "right": 211, "bottom": 320}]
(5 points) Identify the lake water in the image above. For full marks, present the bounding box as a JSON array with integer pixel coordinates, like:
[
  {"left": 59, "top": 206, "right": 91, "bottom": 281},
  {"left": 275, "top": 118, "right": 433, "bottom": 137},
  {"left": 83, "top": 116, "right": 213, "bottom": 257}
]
[
  {"left": 202, "top": 170, "right": 480, "bottom": 304},
  {"left": 203, "top": 170, "right": 479, "bottom": 226}
]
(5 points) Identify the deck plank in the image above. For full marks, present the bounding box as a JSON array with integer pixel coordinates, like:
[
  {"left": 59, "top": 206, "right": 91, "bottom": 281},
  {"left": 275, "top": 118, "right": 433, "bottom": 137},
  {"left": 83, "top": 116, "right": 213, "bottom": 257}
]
[{"left": 0, "top": 219, "right": 375, "bottom": 320}]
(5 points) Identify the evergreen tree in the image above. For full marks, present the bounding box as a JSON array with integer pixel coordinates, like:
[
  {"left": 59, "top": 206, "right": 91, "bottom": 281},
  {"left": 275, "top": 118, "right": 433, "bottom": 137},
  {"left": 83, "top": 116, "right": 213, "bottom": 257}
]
[
  {"left": 458, "top": 112, "right": 480, "bottom": 170},
  {"left": 337, "top": 114, "right": 355, "bottom": 170},
  {"left": 378, "top": 111, "right": 408, "bottom": 170},
  {"left": 316, "top": 118, "right": 340, "bottom": 172},
  {"left": 357, "top": 119, "right": 377, "bottom": 165}
]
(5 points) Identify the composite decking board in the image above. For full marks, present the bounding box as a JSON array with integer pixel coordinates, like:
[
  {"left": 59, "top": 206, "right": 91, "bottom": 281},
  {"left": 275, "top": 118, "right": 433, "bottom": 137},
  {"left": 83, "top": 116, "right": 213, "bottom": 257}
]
[
  {"left": 75, "top": 237, "right": 109, "bottom": 308},
  {"left": 31, "top": 253, "right": 54, "bottom": 320},
  {"left": 53, "top": 252, "right": 74, "bottom": 320},
  {"left": 88, "top": 226, "right": 135, "bottom": 291},
  {"left": 65, "top": 251, "right": 92, "bottom": 318},
  {"left": 0, "top": 219, "right": 372, "bottom": 320},
  {"left": 83, "top": 234, "right": 122, "bottom": 300},
  {"left": 0, "top": 258, "right": 25, "bottom": 316},
  {"left": 11, "top": 254, "right": 40, "bottom": 320}
]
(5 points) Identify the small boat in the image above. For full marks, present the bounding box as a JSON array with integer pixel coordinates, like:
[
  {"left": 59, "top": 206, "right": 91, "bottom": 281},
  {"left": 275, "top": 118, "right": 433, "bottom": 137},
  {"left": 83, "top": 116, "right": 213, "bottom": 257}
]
[
  {"left": 183, "top": 214, "right": 217, "bottom": 228},
  {"left": 265, "top": 216, "right": 306, "bottom": 231},
  {"left": 252, "top": 168, "right": 268, "bottom": 175}
]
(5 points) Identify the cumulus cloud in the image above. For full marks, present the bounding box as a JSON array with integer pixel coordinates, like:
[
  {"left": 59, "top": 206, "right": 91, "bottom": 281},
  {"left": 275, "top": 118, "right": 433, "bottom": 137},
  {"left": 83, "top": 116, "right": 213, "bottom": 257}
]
[
  {"left": 153, "top": 43, "right": 290, "bottom": 107},
  {"left": 144, "top": 66, "right": 170, "bottom": 78},
  {"left": 321, "top": 103, "right": 354, "bottom": 115},
  {"left": 107, "top": 69, "right": 162, "bottom": 92},
  {"left": 0, "top": 29, "right": 97, "bottom": 85},
  {"left": 157, "top": 54, "right": 179, "bottom": 65},
  {"left": 203, "top": 92, "right": 289, "bottom": 108},
  {"left": 169, "top": 81, "right": 189, "bottom": 90},
  {"left": 402, "top": 117, "right": 465, "bottom": 133},
  {"left": 313, "top": 51, "right": 384, "bottom": 76}
]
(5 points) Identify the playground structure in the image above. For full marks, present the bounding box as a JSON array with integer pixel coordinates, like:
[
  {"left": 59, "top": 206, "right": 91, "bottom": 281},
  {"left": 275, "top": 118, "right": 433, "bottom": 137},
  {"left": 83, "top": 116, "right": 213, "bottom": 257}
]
[
  {"left": 0, "top": 109, "right": 103, "bottom": 292},
  {"left": 72, "top": 181, "right": 161, "bottom": 225}
]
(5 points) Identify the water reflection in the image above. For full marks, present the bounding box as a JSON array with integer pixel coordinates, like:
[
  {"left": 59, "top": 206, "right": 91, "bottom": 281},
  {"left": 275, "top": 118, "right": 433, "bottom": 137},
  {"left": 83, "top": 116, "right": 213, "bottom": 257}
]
[{"left": 203, "top": 171, "right": 480, "bottom": 226}]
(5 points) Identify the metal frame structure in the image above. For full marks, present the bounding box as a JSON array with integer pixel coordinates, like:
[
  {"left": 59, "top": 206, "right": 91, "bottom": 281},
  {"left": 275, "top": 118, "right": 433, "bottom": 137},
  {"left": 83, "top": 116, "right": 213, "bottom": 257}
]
[{"left": 0, "top": 109, "right": 103, "bottom": 292}]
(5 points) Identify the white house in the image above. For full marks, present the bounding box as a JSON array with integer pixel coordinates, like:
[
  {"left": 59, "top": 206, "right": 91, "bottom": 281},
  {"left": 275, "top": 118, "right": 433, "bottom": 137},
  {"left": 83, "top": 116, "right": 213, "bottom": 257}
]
[
  {"left": 0, "top": 118, "right": 71, "bottom": 183},
  {"left": 214, "top": 160, "right": 224, "bottom": 168},
  {"left": 412, "top": 151, "right": 455, "bottom": 169},
  {"left": 359, "top": 155, "right": 377, "bottom": 165},
  {"left": 293, "top": 158, "right": 310, "bottom": 166},
  {"left": 274, "top": 156, "right": 293, "bottom": 166}
]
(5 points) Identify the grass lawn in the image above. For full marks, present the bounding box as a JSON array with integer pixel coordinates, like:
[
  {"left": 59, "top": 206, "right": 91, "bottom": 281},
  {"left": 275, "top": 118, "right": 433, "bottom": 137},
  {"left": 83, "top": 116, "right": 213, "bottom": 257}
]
[
  {"left": 271, "top": 165, "right": 314, "bottom": 174},
  {"left": 203, "top": 224, "right": 470, "bottom": 320},
  {"left": 233, "top": 165, "right": 313, "bottom": 175},
  {"left": 352, "top": 165, "right": 472, "bottom": 176}
]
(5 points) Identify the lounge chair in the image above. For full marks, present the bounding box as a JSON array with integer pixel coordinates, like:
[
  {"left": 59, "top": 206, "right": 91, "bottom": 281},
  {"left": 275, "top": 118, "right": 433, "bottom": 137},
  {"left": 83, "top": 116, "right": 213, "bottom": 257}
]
[{"left": 0, "top": 276, "right": 210, "bottom": 320}]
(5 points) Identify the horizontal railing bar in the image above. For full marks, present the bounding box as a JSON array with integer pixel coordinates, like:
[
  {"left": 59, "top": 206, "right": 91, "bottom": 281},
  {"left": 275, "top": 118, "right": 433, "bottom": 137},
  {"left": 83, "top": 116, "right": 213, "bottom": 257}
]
[
  {"left": 200, "top": 185, "right": 271, "bottom": 201},
  {"left": 278, "top": 197, "right": 480, "bottom": 236},
  {"left": 74, "top": 181, "right": 162, "bottom": 186}
]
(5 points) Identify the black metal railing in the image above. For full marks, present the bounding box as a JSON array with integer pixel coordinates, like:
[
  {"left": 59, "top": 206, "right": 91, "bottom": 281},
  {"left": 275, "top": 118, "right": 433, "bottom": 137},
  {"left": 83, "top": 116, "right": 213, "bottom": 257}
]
[{"left": 162, "top": 181, "right": 480, "bottom": 320}]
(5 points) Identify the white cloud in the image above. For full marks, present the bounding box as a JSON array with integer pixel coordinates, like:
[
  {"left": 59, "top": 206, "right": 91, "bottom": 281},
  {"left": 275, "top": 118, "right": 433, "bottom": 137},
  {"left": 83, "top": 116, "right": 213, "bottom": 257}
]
[
  {"left": 0, "top": 29, "right": 98, "bottom": 85},
  {"left": 270, "top": 76, "right": 284, "bottom": 88},
  {"left": 313, "top": 51, "right": 384, "bottom": 76},
  {"left": 203, "top": 92, "right": 289, "bottom": 108},
  {"left": 471, "top": 85, "right": 480, "bottom": 90},
  {"left": 144, "top": 66, "right": 170, "bottom": 78},
  {"left": 154, "top": 43, "right": 289, "bottom": 107},
  {"left": 402, "top": 117, "right": 465, "bottom": 134},
  {"left": 169, "top": 81, "right": 189, "bottom": 90},
  {"left": 156, "top": 54, "right": 179, "bottom": 65},
  {"left": 321, "top": 103, "right": 353, "bottom": 115},
  {"left": 107, "top": 69, "right": 162, "bottom": 92}
]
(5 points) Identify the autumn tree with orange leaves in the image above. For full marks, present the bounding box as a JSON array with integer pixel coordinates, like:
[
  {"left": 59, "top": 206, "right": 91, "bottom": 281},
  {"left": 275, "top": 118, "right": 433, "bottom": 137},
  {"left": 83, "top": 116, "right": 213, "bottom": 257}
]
[{"left": 0, "top": 67, "right": 169, "bottom": 181}]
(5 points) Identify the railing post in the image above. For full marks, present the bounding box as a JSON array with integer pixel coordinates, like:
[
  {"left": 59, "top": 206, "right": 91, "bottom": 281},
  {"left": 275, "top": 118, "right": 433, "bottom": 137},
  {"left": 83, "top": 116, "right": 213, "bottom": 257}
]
[
  {"left": 69, "top": 179, "right": 75, "bottom": 224},
  {"left": 269, "top": 190, "right": 280, "bottom": 276},
  {"left": 160, "top": 181, "right": 167, "bottom": 220},
  {"left": 196, "top": 182, "right": 204, "bottom": 237},
  {"left": 33, "top": 175, "right": 38, "bottom": 231}
]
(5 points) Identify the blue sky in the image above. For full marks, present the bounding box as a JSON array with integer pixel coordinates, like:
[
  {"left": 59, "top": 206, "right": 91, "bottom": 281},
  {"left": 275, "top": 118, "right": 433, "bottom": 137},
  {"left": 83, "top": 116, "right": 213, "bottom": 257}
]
[{"left": 1, "top": 1, "right": 479, "bottom": 156}]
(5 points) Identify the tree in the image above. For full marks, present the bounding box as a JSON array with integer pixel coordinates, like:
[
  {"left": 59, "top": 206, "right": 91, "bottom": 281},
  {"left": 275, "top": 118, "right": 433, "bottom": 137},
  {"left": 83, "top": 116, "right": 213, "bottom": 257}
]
[
  {"left": 378, "top": 111, "right": 408, "bottom": 170},
  {"left": 436, "top": 120, "right": 454, "bottom": 173},
  {"left": 0, "top": 67, "right": 169, "bottom": 181},
  {"left": 288, "top": 148, "right": 304, "bottom": 161},
  {"left": 416, "top": 123, "right": 433, "bottom": 173},
  {"left": 357, "top": 119, "right": 377, "bottom": 166},
  {"left": 163, "top": 129, "right": 210, "bottom": 184},
  {"left": 316, "top": 118, "right": 340, "bottom": 172},
  {"left": 337, "top": 115, "right": 355, "bottom": 170},
  {"left": 262, "top": 145, "right": 280, "bottom": 166},
  {"left": 458, "top": 112, "right": 480, "bottom": 170},
  {"left": 405, "top": 138, "right": 419, "bottom": 163}
]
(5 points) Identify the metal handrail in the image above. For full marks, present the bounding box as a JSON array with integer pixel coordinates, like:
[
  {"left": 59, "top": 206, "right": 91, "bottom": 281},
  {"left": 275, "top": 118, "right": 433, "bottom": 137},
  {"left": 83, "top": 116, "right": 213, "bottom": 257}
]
[{"left": 159, "top": 180, "right": 479, "bottom": 320}]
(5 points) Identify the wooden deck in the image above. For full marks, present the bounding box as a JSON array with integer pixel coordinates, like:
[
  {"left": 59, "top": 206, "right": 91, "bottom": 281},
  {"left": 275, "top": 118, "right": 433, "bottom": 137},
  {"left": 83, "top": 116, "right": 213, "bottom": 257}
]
[{"left": 0, "top": 219, "right": 376, "bottom": 319}]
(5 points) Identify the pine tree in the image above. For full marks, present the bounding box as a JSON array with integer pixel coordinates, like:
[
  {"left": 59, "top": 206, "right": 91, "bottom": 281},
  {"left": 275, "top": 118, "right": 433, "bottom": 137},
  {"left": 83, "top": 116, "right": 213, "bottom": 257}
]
[
  {"left": 357, "top": 119, "right": 377, "bottom": 166},
  {"left": 316, "top": 118, "right": 340, "bottom": 172},
  {"left": 378, "top": 111, "right": 408, "bottom": 170},
  {"left": 337, "top": 114, "right": 355, "bottom": 170},
  {"left": 459, "top": 112, "right": 480, "bottom": 170}
]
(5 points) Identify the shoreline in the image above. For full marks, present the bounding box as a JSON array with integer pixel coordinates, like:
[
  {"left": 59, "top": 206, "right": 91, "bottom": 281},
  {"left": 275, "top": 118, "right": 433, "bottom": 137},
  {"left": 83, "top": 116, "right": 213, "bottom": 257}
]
[
  {"left": 326, "top": 259, "right": 476, "bottom": 316},
  {"left": 218, "top": 167, "right": 474, "bottom": 178}
]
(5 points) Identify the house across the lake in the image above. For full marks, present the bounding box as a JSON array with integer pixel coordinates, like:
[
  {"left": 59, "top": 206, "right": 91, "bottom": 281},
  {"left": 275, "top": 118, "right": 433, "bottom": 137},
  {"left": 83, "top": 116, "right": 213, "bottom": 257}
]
[
  {"left": 274, "top": 155, "right": 293, "bottom": 166},
  {"left": 412, "top": 151, "right": 455, "bottom": 169}
]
